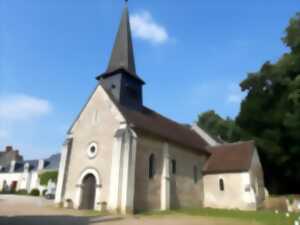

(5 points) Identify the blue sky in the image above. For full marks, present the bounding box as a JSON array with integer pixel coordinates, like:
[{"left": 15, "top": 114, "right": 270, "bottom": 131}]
[{"left": 0, "top": 0, "right": 299, "bottom": 159}]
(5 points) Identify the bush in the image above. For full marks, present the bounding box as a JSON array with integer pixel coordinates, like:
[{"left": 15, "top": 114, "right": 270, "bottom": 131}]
[
  {"left": 42, "top": 189, "right": 47, "bottom": 196},
  {"left": 30, "top": 189, "right": 40, "bottom": 196},
  {"left": 17, "top": 189, "right": 28, "bottom": 195}
]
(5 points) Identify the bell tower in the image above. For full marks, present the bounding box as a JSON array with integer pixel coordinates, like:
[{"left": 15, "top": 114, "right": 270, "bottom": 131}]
[{"left": 97, "top": 2, "right": 145, "bottom": 110}]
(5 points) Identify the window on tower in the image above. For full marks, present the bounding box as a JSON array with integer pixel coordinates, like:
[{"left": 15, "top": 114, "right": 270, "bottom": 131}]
[{"left": 128, "top": 86, "right": 138, "bottom": 99}]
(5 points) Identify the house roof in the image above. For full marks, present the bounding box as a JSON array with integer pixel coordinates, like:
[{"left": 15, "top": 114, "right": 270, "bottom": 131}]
[
  {"left": 203, "top": 141, "right": 255, "bottom": 174},
  {"left": 44, "top": 153, "right": 60, "bottom": 170},
  {"left": 115, "top": 102, "right": 210, "bottom": 155},
  {"left": 14, "top": 160, "right": 39, "bottom": 172},
  {"left": 0, "top": 154, "right": 60, "bottom": 173}
]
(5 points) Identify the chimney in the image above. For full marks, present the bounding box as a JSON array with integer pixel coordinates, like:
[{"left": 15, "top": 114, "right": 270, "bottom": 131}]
[
  {"left": 10, "top": 160, "right": 16, "bottom": 172},
  {"left": 38, "top": 160, "right": 44, "bottom": 170},
  {"left": 6, "top": 146, "right": 13, "bottom": 152}
]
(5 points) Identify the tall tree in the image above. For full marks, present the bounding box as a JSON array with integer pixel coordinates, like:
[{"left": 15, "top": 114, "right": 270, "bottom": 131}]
[
  {"left": 198, "top": 13, "right": 300, "bottom": 194},
  {"left": 237, "top": 12, "right": 300, "bottom": 193},
  {"left": 197, "top": 110, "right": 246, "bottom": 143}
]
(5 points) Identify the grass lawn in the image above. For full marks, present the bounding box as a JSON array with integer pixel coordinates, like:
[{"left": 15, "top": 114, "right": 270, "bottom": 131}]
[{"left": 141, "top": 208, "right": 300, "bottom": 225}]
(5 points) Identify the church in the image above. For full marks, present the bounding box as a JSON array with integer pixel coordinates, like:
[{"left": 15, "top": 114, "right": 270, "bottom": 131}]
[{"left": 55, "top": 3, "right": 265, "bottom": 214}]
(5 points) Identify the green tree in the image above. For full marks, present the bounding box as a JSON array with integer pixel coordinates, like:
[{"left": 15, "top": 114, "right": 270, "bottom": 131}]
[
  {"left": 197, "top": 110, "right": 246, "bottom": 142},
  {"left": 197, "top": 13, "right": 300, "bottom": 194},
  {"left": 39, "top": 171, "right": 58, "bottom": 186},
  {"left": 236, "top": 12, "right": 300, "bottom": 194}
]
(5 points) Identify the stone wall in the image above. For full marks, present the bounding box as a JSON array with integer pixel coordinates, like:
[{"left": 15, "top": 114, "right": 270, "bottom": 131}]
[
  {"left": 249, "top": 149, "right": 265, "bottom": 208},
  {"left": 169, "top": 143, "right": 206, "bottom": 209},
  {"left": 203, "top": 172, "right": 256, "bottom": 210},
  {"left": 0, "top": 146, "right": 23, "bottom": 166},
  {"left": 63, "top": 85, "right": 125, "bottom": 209},
  {"left": 134, "top": 133, "right": 207, "bottom": 212}
]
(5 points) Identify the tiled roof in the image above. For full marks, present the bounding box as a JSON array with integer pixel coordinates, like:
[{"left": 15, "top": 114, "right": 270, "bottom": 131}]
[
  {"left": 44, "top": 153, "right": 60, "bottom": 170},
  {"left": 117, "top": 104, "right": 210, "bottom": 155},
  {"left": 0, "top": 154, "right": 60, "bottom": 173},
  {"left": 203, "top": 141, "right": 255, "bottom": 174}
]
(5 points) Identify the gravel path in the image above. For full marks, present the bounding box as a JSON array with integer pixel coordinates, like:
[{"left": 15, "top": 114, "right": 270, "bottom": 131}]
[{"left": 0, "top": 195, "right": 260, "bottom": 225}]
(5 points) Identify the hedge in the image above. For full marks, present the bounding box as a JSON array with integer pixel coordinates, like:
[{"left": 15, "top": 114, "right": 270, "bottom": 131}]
[
  {"left": 30, "top": 189, "right": 40, "bottom": 196},
  {"left": 39, "top": 171, "right": 58, "bottom": 186}
]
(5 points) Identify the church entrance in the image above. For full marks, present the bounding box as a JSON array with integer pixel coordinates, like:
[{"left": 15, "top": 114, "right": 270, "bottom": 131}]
[{"left": 80, "top": 174, "right": 96, "bottom": 209}]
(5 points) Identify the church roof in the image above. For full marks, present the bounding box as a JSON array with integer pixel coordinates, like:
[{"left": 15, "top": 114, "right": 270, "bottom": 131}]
[
  {"left": 203, "top": 141, "right": 255, "bottom": 174},
  {"left": 101, "top": 87, "right": 210, "bottom": 155},
  {"left": 121, "top": 105, "right": 210, "bottom": 155},
  {"left": 97, "top": 3, "right": 144, "bottom": 84}
]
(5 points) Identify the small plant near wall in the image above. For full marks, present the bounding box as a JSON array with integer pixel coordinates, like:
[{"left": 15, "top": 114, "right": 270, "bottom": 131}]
[
  {"left": 39, "top": 171, "right": 58, "bottom": 186},
  {"left": 30, "top": 189, "right": 40, "bottom": 196},
  {"left": 17, "top": 189, "right": 28, "bottom": 195}
]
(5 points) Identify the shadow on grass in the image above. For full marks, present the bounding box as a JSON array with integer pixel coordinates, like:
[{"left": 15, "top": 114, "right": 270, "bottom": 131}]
[{"left": 0, "top": 215, "right": 123, "bottom": 225}]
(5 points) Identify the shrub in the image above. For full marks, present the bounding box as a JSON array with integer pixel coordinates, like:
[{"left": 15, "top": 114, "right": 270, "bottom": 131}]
[
  {"left": 17, "top": 189, "right": 28, "bottom": 195},
  {"left": 30, "top": 189, "right": 40, "bottom": 196}
]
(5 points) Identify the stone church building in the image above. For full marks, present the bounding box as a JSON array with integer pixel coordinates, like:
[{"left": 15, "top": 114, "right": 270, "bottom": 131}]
[{"left": 55, "top": 3, "right": 265, "bottom": 214}]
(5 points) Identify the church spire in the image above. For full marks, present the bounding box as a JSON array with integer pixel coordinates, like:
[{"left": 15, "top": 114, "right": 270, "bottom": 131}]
[
  {"left": 98, "top": 2, "right": 144, "bottom": 110},
  {"left": 106, "top": 2, "right": 136, "bottom": 76}
]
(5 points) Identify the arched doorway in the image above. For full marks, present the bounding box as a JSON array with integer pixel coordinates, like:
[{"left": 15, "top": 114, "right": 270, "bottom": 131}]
[{"left": 80, "top": 174, "right": 96, "bottom": 209}]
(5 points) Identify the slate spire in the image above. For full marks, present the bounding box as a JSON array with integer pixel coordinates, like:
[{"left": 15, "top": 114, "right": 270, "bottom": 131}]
[
  {"left": 98, "top": 2, "right": 144, "bottom": 110},
  {"left": 106, "top": 2, "right": 136, "bottom": 76}
]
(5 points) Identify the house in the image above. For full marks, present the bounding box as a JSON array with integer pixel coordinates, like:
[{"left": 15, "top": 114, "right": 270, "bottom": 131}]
[
  {"left": 203, "top": 141, "right": 265, "bottom": 210},
  {"left": 55, "top": 2, "right": 265, "bottom": 213},
  {"left": 0, "top": 146, "right": 60, "bottom": 195}
]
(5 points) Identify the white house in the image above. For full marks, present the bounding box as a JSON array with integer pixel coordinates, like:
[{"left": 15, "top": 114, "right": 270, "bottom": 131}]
[
  {"left": 0, "top": 146, "right": 60, "bottom": 195},
  {"left": 203, "top": 141, "right": 265, "bottom": 210}
]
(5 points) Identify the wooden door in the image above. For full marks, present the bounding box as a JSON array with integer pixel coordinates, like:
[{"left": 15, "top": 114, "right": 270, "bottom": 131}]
[{"left": 80, "top": 174, "right": 96, "bottom": 209}]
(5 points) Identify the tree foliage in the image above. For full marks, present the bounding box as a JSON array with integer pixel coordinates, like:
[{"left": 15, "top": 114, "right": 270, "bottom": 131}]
[
  {"left": 198, "top": 13, "right": 300, "bottom": 194},
  {"left": 197, "top": 110, "right": 247, "bottom": 142},
  {"left": 39, "top": 171, "right": 58, "bottom": 186}
]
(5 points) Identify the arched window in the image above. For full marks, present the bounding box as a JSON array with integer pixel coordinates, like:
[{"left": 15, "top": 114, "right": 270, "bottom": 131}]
[
  {"left": 219, "top": 178, "right": 225, "bottom": 191},
  {"left": 171, "top": 159, "right": 176, "bottom": 175},
  {"left": 193, "top": 165, "right": 198, "bottom": 183},
  {"left": 149, "top": 154, "right": 155, "bottom": 179}
]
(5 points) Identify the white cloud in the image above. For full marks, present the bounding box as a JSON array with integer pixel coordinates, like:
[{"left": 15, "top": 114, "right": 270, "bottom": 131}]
[
  {"left": 0, "top": 94, "right": 52, "bottom": 122},
  {"left": 130, "top": 11, "right": 169, "bottom": 44},
  {"left": 226, "top": 83, "right": 245, "bottom": 104}
]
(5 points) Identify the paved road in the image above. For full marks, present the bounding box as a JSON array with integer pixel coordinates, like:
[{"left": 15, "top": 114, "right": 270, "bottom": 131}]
[{"left": 0, "top": 195, "right": 259, "bottom": 225}]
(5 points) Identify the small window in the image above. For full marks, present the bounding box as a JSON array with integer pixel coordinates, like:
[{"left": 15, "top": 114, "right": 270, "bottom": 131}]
[
  {"left": 171, "top": 160, "right": 176, "bottom": 175},
  {"left": 219, "top": 178, "right": 225, "bottom": 191},
  {"left": 149, "top": 154, "right": 155, "bottom": 179},
  {"left": 193, "top": 165, "right": 198, "bottom": 183}
]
